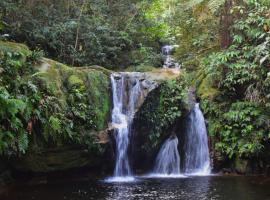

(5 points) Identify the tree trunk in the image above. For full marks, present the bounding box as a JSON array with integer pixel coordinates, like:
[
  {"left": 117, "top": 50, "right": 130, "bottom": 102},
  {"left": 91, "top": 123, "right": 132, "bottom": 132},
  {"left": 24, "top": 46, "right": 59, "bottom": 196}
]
[{"left": 220, "top": 0, "right": 233, "bottom": 49}]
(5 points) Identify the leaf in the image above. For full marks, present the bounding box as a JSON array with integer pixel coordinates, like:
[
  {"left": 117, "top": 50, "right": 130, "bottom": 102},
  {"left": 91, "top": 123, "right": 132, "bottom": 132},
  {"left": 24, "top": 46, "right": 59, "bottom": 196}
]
[
  {"left": 7, "top": 99, "right": 26, "bottom": 116},
  {"left": 49, "top": 116, "right": 61, "bottom": 132}
]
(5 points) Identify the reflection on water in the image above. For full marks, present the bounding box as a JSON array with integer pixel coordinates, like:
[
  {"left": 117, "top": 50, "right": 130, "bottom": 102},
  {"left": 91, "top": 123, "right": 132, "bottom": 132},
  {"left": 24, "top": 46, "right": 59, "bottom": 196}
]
[
  {"left": 1, "top": 176, "right": 270, "bottom": 200},
  {"left": 104, "top": 177, "right": 211, "bottom": 200}
]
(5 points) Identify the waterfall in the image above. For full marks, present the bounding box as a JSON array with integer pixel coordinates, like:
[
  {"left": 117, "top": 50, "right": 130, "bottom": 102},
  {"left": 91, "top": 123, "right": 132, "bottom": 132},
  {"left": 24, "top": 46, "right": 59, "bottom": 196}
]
[
  {"left": 162, "top": 45, "right": 180, "bottom": 69},
  {"left": 183, "top": 103, "right": 211, "bottom": 175},
  {"left": 153, "top": 136, "right": 181, "bottom": 176},
  {"left": 108, "top": 72, "right": 157, "bottom": 182}
]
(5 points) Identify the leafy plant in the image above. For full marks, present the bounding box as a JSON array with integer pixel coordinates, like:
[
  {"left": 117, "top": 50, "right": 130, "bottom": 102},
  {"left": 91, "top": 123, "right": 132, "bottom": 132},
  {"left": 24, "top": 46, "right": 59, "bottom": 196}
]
[
  {"left": 198, "top": 0, "right": 270, "bottom": 160},
  {"left": 136, "top": 74, "right": 189, "bottom": 151}
]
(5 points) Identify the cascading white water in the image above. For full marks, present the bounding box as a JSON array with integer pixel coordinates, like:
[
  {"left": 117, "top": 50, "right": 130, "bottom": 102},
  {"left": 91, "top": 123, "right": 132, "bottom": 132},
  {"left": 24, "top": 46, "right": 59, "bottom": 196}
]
[
  {"left": 153, "top": 137, "right": 181, "bottom": 176},
  {"left": 183, "top": 103, "right": 211, "bottom": 175},
  {"left": 108, "top": 73, "right": 157, "bottom": 182},
  {"left": 162, "top": 45, "right": 180, "bottom": 69}
]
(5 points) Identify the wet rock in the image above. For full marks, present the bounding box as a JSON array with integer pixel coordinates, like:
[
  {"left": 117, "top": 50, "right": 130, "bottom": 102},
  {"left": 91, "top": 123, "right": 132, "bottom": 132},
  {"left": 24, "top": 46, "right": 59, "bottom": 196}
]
[
  {"left": 9, "top": 146, "right": 104, "bottom": 173},
  {"left": 234, "top": 157, "right": 252, "bottom": 174}
]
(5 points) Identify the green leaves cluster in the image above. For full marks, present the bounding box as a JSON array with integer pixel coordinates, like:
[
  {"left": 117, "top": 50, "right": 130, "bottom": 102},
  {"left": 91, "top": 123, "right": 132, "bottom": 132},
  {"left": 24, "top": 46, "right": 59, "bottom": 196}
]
[
  {"left": 198, "top": 0, "right": 270, "bottom": 159},
  {"left": 0, "top": 0, "right": 165, "bottom": 69},
  {"left": 204, "top": 0, "right": 270, "bottom": 101},
  {"left": 202, "top": 101, "right": 270, "bottom": 158},
  {"left": 0, "top": 50, "right": 37, "bottom": 155},
  {"left": 171, "top": 0, "right": 220, "bottom": 71}
]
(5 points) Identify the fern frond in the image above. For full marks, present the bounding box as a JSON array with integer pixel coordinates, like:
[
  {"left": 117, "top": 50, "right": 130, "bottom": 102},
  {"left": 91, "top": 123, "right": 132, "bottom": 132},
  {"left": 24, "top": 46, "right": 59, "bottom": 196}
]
[
  {"left": 185, "top": 0, "right": 225, "bottom": 13},
  {"left": 208, "top": 0, "right": 226, "bottom": 13},
  {"left": 17, "top": 131, "right": 28, "bottom": 154}
]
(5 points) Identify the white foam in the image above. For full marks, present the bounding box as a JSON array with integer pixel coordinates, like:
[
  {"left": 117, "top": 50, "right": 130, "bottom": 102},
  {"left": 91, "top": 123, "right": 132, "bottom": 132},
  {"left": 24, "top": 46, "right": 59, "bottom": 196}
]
[
  {"left": 104, "top": 176, "right": 136, "bottom": 183},
  {"left": 142, "top": 173, "right": 187, "bottom": 179}
]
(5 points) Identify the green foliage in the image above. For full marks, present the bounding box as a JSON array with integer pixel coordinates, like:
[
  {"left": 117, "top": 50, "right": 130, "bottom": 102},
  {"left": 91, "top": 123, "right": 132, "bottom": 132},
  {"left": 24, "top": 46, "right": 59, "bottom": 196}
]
[
  {"left": 136, "top": 74, "right": 189, "bottom": 151},
  {"left": 202, "top": 101, "right": 270, "bottom": 158},
  {"left": 186, "top": 0, "right": 225, "bottom": 13},
  {"left": 203, "top": 1, "right": 270, "bottom": 102},
  {"left": 0, "top": 0, "right": 165, "bottom": 69},
  {"left": 172, "top": 0, "right": 220, "bottom": 71},
  {"left": 198, "top": 0, "right": 270, "bottom": 159},
  {"left": 0, "top": 41, "right": 110, "bottom": 156},
  {"left": 0, "top": 51, "right": 34, "bottom": 155}
]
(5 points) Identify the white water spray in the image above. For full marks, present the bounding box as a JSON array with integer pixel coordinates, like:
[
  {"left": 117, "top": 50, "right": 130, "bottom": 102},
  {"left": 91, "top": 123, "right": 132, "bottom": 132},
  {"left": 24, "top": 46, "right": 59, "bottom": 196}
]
[
  {"left": 150, "top": 136, "right": 184, "bottom": 177},
  {"left": 183, "top": 103, "right": 211, "bottom": 175},
  {"left": 162, "top": 45, "right": 180, "bottom": 69}
]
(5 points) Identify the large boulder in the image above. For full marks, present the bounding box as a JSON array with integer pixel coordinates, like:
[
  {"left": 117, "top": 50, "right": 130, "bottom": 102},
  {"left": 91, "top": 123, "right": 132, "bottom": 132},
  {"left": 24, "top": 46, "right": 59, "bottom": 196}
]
[{"left": 0, "top": 41, "right": 112, "bottom": 173}]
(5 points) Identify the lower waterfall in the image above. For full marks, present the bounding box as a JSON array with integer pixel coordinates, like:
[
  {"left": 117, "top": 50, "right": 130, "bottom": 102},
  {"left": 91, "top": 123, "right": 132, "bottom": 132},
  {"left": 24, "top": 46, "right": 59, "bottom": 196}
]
[
  {"left": 152, "top": 136, "right": 181, "bottom": 177},
  {"left": 183, "top": 103, "right": 211, "bottom": 175}
]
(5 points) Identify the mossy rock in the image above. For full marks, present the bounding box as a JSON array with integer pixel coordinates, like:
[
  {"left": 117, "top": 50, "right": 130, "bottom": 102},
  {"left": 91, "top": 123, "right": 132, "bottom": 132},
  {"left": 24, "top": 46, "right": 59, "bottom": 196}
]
[
  {"left": 234, "top": 157, "right": 252, "bottom": 174},
  {"left": 0, "top": 41, "right": 31, "bottom": 62},
  {"left": 32, "top": 58, "right": 111, "bottom": 133},
  {"left": 10, "top": 62, "right": 111, "bottom": 172},
  {"left": 68, "top": 75, "right": 85, "bottom": 91},
  {"left": 85, "top": 70, "right": 111, "bottom": 131},
  {"left": 10, "top": 146, "right": 101, "bottom": 173},
  {"left": 0, "top": 41, "right": 31, "bottom": 55},
  {"left": 0, "top": 41, "right": 112, "bottom": 173},
  {"left": 197, "top": 75, "right": 219, "bottom": 100}
]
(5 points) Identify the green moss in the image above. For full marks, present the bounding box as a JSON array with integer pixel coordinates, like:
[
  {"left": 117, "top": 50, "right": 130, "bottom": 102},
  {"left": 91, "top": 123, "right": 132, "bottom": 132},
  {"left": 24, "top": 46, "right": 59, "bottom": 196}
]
[
  {"left": 0, "top": 41, "right": 31, "bottom": 56},
  {"left": 197, "top": 75, "right": 219, "bottom": 100},
  {"left": 82, "top": 65, "right": 112, "bottom": 76},
  {"left": 31, "top": 55, "right": 111, "bottom": 144},
  {"left": 33, "top": 67, "right": 66, "bottom": 106},
  {"left": 68, "top": 75, "right": 85, "bottom": 91},
  {"left": 85, "top": 71, "right": 110, "bottom": 131}
]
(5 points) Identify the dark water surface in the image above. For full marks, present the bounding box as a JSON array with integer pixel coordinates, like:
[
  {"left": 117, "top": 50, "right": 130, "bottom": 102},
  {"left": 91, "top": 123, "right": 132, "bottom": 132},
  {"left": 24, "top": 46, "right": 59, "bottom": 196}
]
[{"left": 1, "top": 176, "right": 270, "bottom": 200}]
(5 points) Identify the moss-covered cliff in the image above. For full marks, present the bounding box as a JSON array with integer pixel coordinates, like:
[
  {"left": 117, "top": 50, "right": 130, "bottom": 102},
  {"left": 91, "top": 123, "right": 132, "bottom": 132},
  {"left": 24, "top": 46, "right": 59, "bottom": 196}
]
[{"left": 0, "top": 41, "right": 112, "bottom": 172}]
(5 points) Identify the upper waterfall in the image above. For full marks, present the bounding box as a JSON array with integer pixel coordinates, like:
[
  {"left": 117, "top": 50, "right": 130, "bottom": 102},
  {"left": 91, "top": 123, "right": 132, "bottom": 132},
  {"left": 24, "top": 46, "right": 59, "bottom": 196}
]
[
  {"left": 183, "top": 103, "right": 211, "bottom": 175},
  {"left": 108, "top": 72, "right": 157, "bottom": 182},
  {"left": 162, "top": 45, "right": 180, "bottom": 69}
]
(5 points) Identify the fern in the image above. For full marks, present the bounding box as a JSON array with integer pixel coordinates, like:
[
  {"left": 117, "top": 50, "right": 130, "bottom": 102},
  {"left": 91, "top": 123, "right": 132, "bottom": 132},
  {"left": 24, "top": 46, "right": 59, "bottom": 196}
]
[
  {"left": 49, "top": 116, "right": 61, "bottom": 132},
  {"left": 208, "top": 0, "right": 226, "bottom": 13},
  {"left": 17, "top": 131, "right": 29, "bottom": 154},
  {"left": 186, "top": 0, "right": 225, "bottom": 13}
]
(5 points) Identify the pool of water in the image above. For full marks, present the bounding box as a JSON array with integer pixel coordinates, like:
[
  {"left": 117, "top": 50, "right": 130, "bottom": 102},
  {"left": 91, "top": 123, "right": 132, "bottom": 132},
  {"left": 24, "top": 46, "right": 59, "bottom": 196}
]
[{"left": 1, "top": 175, "right": 270, "bottom": 200}]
